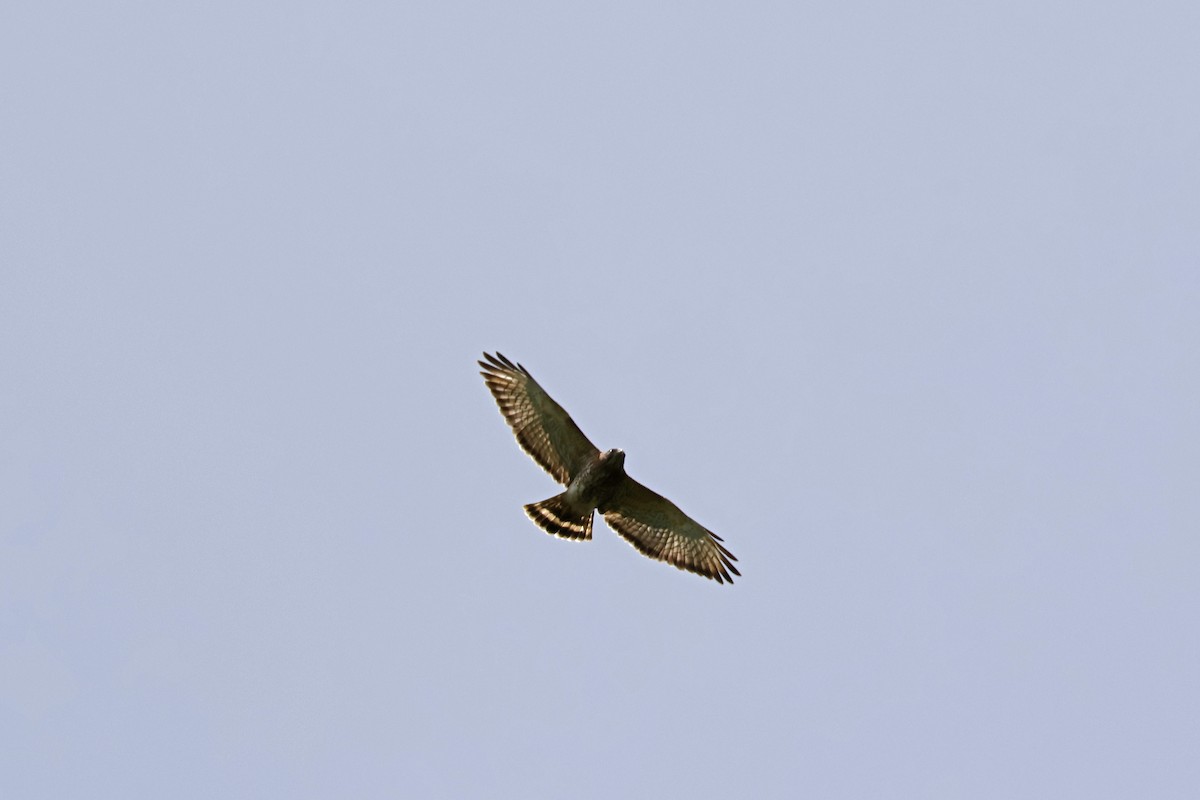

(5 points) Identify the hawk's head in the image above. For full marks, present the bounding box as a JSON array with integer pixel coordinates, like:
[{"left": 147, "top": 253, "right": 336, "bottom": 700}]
[{"left": 601, "top": 448, "right": 625, "bottom": 469}]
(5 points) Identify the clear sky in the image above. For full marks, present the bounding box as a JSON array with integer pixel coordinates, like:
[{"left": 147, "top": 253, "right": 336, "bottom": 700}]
[{"left": 2, "top": 2, "right": 1197, "bottom": 797}]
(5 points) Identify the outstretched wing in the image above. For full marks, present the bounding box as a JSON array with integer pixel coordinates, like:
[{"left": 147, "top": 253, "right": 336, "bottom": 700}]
[
  {"left": 479, "top": 352, "right": 601, "bottom": 485},
  {"left": 600, "top": 477, "right": 740, "bottom": 584}
]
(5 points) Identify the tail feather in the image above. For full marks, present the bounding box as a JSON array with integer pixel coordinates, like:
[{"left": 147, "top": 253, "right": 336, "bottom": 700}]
[{"left": 524, "top": 493, "right": 593, "bottom": 541}]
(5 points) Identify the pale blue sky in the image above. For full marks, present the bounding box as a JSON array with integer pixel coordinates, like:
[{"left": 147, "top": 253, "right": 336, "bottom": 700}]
[{"left": 2, "top": 1, "right": 1197, "bottom": 797}]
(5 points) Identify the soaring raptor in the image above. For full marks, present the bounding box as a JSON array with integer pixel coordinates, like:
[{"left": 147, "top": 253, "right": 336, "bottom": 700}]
[{"left": 479, "top": 352, "right": 739, "bottom": 584}]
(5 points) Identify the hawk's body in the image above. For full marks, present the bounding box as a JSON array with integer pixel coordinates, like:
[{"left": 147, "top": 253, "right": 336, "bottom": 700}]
[{"left": 479, "top": 352, "right": 739, "bottom": 584}]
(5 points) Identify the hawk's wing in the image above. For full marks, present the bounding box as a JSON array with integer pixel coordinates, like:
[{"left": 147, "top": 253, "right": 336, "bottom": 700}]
[
  {"left": 600, "top": 477, "right": 740, "bottom": 584},
  {"left": 479, "top": 352, "right": 601, "bottom": 485}
]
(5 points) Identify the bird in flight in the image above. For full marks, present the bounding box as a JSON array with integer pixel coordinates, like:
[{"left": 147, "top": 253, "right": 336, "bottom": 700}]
[{"left": 479, "top": 352, "right": 739, "bottom": 584}]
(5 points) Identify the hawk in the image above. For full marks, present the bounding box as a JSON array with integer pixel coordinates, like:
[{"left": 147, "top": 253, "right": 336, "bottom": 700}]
[{"left": 479, "top": 352, "right": 739, "bottom": 584}]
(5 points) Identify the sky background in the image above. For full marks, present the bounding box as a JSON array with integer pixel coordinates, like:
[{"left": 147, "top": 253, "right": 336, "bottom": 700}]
[{"left": 2, "top": 1, "right": 1197, "bottom": 797}]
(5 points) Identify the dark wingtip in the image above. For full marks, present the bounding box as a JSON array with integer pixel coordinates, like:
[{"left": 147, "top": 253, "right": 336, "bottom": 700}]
[{"left": 479, "top": 352, "right": 529, "bottom": 376}]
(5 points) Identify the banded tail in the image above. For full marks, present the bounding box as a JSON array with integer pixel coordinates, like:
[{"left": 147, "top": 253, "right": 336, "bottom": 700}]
[{"left": 524, "top": 492, "right": 593, "bottom": 541}]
